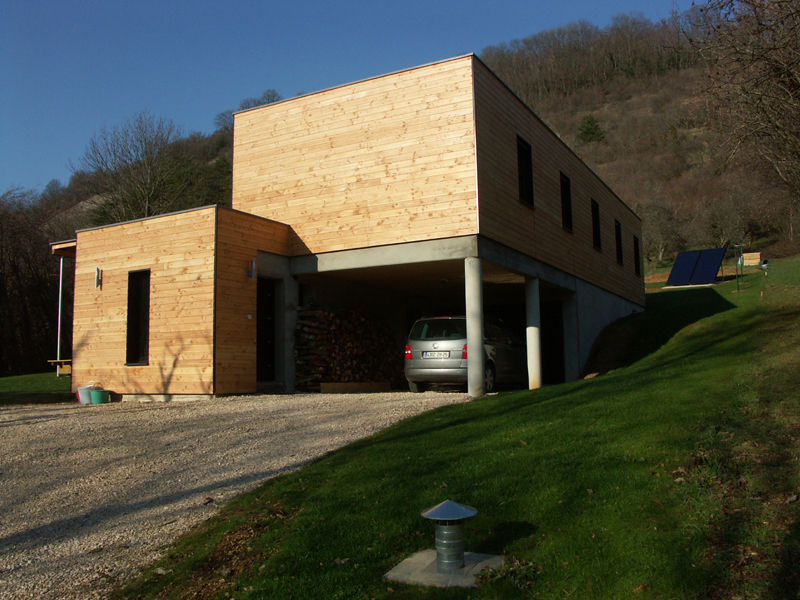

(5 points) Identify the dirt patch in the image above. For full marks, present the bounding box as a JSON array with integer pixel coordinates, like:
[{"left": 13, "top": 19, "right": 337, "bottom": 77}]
[
  {"left": 153, "top": 502, "right": 298, "bottom": 600},
  {"left": 645, "top": 272, "right": 670, "bottom": 283}
]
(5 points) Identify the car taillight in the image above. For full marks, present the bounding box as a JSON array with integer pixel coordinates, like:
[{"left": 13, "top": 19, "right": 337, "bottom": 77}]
[
  {"left": 404, "top": 345, "right": 413, "bottom": 360},
  {"left": 462, "top": 344, "right": 468, "bottom": 359}
]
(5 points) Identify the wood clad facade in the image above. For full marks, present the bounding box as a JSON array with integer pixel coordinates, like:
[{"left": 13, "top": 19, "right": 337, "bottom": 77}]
[
  {"left": 232, "top": 54, "right": 643, "bottom": 306},
  {"left": 214, "top": 208, "right": 290, "bottom": 394},
  {"left": 472, "top": 59, "right": 645, "bottom": 306},
  {"left": 71, "top": 206, "right": 290, "bottom": 394},
  {"left": 232, "top": 56, "right": 480, "bottom": 254},
  {"left": 66, "top": 55, "right": 644, "bottom": 396},
  {"left": 72, "top": 207, "right": 217, "bottom": 394}
]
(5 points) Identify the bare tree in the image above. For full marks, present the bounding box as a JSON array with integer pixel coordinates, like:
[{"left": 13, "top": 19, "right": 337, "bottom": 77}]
[
  {"left": 639, "top": 197, "right": 685, "bottom": 262},
  {"left": 481, "top": 12, "right": 700, "bottom": 107},
  {"left": 213, "top": 110, "right": 236, "bottom": 132},
  {"left": 0, "top": 188, "right": 62, "bottom": 375},
  {"left": 214, "top": 89, "right": 282, "bottom": 131},
  {"left": 78, "top": 111, "right": 183, "bottom": 222},
  {"left": 694, "top": 0, "right": 800, "bottom": 238}
]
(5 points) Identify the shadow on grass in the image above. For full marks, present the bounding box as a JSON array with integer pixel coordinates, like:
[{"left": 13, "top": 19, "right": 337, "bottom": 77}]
[
  {"left": 771, "top": 520, "right": 800, "bottom": 599},
  {"left": 583, "top": 287, "right": 736, "bottom": 376},
  {"left": 675, "top": 305, "right": 800, "bottom": 598},
  {"left": 479, "top": 521, "right": 538, "bottom": 555},
  {"left": 0, "top": 392, "right": 75, "bottom": 406}
]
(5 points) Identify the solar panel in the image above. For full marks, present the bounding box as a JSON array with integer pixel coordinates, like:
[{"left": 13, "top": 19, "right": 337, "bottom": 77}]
[
  {"left": 666, "top": 248, "right": 727, "bottom": 286},
  {"left": 667, "top": 250, "right": 701, "bottom": 285},
  {"left": 690, "top": 247, "right": 726, "bottom": 284}
]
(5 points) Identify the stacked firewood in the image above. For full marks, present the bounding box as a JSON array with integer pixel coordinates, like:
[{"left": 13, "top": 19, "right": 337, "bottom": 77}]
[{"left": 295, "top": 309, "right": 404, "bottom": 391}]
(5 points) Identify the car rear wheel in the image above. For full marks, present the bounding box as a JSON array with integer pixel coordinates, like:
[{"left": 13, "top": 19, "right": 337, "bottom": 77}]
[
  {"left": 484, "top": 363, "right": 496, "bottom": 393},
  {"left": 408, "top": 381, "right": 427, "bottom": 393}
]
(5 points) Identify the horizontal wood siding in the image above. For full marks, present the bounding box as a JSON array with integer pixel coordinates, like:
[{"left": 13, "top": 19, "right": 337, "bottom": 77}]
[
  {"left": 233, "top": 56, "right": 479, "bottom": 254},
  {"left": 72, "top": 207, "right": 217, "bottom": 394},
  {"left": 473, "top": 59, "right": 645, "bottom": 306},
  {"left": 214, "top": 208, "right": 290, "bottom": 394}
]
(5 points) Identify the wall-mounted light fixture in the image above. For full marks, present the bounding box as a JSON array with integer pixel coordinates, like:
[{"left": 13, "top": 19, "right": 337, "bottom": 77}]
[
  {"left": 248, "top": 258, "right": 257, "bottom": 280},
  {"left": 95, "top": 267, "right": 103, "bottom": 289}
]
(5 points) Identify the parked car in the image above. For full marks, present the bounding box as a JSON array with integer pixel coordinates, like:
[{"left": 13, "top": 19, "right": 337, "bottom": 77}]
[{"left": 404, "top": 316, "right": 525, "bottom": 392}]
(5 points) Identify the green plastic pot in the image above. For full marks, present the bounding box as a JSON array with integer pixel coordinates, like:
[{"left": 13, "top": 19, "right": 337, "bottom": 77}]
[{"left": 90, "top": 389, "right": 109, "bottom": 404}]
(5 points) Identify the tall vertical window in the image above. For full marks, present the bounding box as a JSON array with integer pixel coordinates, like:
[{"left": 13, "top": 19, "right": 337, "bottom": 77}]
[
  {"left": 591, "top": 199, "right": 601, "bottom": 250},
  {"left": 126, "top": 269, "right": 150, "bottom": 365},
  {"left": 633, "top": 235, "right": 642, "bottom": 277},
  {"left": 517, "top": 136, "right": 534, "bottom": 207},
  {"left": 560, "top": 172, "right": 572, "bottom": 232},
  {"left": 614, "top": 220, "right": 624, "bottom": 265}
]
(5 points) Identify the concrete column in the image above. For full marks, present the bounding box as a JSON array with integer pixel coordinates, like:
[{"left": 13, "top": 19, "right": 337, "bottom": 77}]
[
  {"left": 282, "top": 275, "right": 298, "bottom": 393},
  {"left": 562, "top": 292, "right": 580, "bottom": 381},
  {"left": 464, "top": 257, "right": 485, "bottom": 398},
  {"left": 525, "top": 277, "right": 542, "bottom": 390}
]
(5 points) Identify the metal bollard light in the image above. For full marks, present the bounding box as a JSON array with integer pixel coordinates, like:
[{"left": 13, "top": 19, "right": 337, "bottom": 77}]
[{"left": 421, "top": 499, "right": 477, "bottom": 574}]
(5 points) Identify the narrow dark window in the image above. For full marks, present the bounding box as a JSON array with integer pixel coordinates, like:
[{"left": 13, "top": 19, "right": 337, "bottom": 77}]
[
  {"left": 560, "top": 172, "right": 572, "bottom": 232},
  {"left": 126, "top": 269, "right": 150, "bottom": 365},
  {"left": 591, "top": 199, "right": 601, "bottom": 250},
  {"left": 615, "top": 220, "right": 624, "bottom": 265},
  {"left": 633, "top": 235, "right": 642, "bottom": 277},
  {"left": 517, "top": 136, "right": 534, "bottom": 207}
]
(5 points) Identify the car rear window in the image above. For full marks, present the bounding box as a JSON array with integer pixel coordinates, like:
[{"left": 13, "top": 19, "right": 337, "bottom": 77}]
[{"left": 409, "top": 319, "right": 467, "bottom": 340}]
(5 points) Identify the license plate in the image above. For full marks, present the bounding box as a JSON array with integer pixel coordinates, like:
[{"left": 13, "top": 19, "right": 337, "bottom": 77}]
[{"left": 422, "top": 351, "right": 450, "bottom": 358}]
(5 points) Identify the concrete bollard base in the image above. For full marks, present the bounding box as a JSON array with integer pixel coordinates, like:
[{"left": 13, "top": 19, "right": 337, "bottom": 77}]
[{"left": 384, "top": 549, "right": 504, "bottom": 588}]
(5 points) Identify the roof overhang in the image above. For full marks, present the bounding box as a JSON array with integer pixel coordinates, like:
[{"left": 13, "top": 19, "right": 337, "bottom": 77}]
[{"left": 50, "top": 239, "right": 77, "bottom": 258}]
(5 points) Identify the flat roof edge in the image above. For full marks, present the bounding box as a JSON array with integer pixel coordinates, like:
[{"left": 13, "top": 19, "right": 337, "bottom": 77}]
[
  {"left": 50, "top": 239, "right": 77, "bottom": 257},
  {"left": 73, "top": 204, "right": 221, "bottom": 234},
  {"left": 234, "top": 54, "right": 476, "bottom": 117}
]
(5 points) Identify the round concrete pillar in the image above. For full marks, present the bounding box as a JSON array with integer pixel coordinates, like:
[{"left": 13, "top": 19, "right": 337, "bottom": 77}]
[
  {"left": 464, "top": 257, "right": 485, "bottom": 398},
  {"left": 525, "top": 276, "right": 542, "bottom": 390}
]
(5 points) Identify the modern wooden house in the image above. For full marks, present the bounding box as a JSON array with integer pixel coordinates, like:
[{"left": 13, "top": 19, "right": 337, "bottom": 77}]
[{"left": 52, "top": 54, "right": 644, "bottom": 399}]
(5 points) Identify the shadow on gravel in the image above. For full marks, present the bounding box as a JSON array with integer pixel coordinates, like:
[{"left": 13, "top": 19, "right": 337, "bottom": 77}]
[{"left": 0, "top": 460, "right": 312, "bottom": 553}]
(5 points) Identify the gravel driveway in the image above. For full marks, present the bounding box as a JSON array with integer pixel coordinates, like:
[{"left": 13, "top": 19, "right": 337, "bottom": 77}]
[{"left": 0, "top": 392, "right": 468, "bottom": 599}]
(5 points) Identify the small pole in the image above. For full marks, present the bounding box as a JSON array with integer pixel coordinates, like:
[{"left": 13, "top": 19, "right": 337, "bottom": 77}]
[
  {"left": 734, "top": 244, "right": 743, "bottom": 293},
  {"left": 56, "top": 255, "right": 64, "bottom": 376}
]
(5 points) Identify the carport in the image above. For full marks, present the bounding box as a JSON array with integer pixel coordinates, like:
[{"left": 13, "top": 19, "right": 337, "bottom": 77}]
[{"left": 256, "top": 235, "right": 582, "bottom": 397}]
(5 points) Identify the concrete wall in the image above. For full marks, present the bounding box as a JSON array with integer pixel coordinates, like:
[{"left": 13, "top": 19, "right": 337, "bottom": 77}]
[{"left": 573, "top": 277, "right": 643, "bottom": 375}]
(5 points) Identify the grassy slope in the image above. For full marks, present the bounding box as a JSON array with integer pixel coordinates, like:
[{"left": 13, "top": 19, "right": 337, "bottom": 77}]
[
  {"left": 118, "top": 258, "right": 799, "bottom": 600},
  {"left": 0, "top": 371, "right": 73, "bottom": 405}
]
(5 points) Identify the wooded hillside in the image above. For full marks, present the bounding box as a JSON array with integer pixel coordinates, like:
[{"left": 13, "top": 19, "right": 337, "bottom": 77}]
[{"left": 481, "top": 6, "right": 798, "bottom": 262}]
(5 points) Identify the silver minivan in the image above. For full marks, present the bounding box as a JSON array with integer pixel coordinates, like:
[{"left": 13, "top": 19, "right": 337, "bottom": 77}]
[{"left": 404, "top": 316, "right": 525, "bottom": 392}]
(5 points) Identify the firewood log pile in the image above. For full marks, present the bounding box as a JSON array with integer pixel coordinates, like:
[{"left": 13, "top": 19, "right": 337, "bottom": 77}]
[{"left": 295, "top": 309, "right": 404, "bottom": 391}]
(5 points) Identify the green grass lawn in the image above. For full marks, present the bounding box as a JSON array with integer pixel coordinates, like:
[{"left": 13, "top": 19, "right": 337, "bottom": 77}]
[
  {"left": 105, "top": 258, "right": 799, "bottom": 598},
  {"left": 0, "top": 371, "right": 74, "bottom": 405}
]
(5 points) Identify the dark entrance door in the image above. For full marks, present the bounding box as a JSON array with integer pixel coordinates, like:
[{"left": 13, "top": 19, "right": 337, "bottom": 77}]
[
  {"left": 541, "top": 300, "right": 565, "bottom": 385},
  {"left": 257, "top": 278, "right": 276, "bottom": 382}
]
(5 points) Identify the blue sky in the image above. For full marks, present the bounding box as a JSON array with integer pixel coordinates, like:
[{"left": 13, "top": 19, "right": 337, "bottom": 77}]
[{"left": 1, "top": 0, "right": 681, "bottom": 193}]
